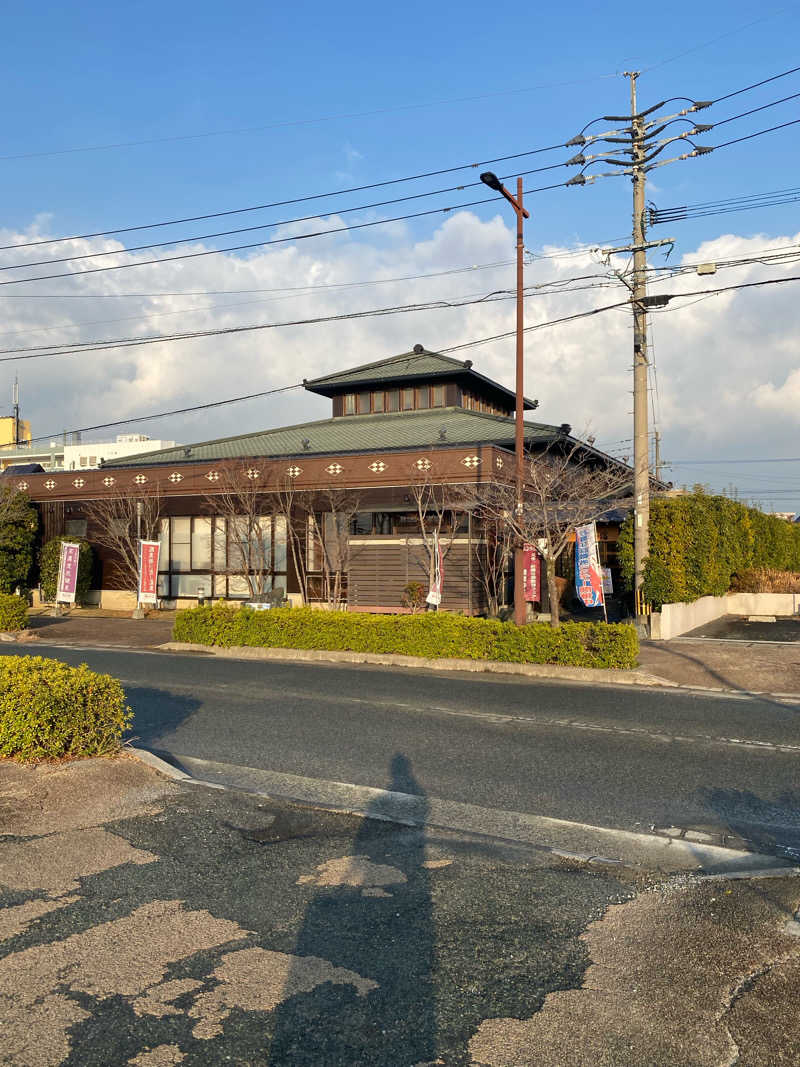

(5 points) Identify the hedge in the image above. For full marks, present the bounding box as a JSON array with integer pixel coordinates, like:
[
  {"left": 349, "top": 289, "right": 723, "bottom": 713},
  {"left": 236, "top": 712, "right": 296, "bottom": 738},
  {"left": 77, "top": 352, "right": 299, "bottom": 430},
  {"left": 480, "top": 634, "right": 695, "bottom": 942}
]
[
  {"left": 39, "top": 538, "right": 94, "bottom": 604},
  {"left": 619, "top": 491, "right": 800, "bottom": 609},
  {"left": 0, "top": 490, "right": 38, "bottom": 594},
  {"left": 0, "top": 593, "right": 28, "bottom": 632},
  {"left": 173, "top": 605, "right": 639, "bottom": 670},
  {"left": 0, "top": 655, "right": 131, "bottom": 762}
]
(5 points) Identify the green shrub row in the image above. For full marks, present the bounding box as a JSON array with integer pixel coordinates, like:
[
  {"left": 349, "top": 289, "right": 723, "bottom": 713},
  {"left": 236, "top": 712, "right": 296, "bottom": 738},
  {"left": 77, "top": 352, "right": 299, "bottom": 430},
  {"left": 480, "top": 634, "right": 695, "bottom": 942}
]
[
  {"left": 619, "top": 491, "right": 800, "bottom": 609},
  {"left": 0, "top": 655, "right": 131, "bottom": 762},
  {"left": 0, "top": 593, "right": 28, "bottom": 631},
  {"left": 174, "top": 605, "right": 639, "bottom": 669}
]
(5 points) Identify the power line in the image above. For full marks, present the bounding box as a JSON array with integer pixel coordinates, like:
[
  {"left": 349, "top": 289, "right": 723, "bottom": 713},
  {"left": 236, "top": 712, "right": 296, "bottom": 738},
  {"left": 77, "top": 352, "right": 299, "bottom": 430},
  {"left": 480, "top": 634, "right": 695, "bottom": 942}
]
[
  {"left": 0, "top": 144, "right": 580, "bottom": 252},
  {"left": 711, "top": 61, "right": 800, "bottom": 103},
  {"left": 0, "top": 278, "right": 628, "bottom": 361},
  {"left": 0, "top": 71, "right": 624, "bottom": 163},
  {"left": 25, "top": 383, "right": 305, "bottom": 445},
  {"left": 0, "top": 176, "right": 609, "bottom": 288},
  {"left": 0, "top": 158, "right": 594, "bottom": 274},
  {"left": 713, "top": 115, "right": 800, "bottom": 150}
]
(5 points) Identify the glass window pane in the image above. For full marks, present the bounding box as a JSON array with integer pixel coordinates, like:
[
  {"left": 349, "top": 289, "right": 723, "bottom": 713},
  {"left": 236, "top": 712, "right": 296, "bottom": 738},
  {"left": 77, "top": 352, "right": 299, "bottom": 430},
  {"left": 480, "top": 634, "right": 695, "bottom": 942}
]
[
  {"left": 344, "top": 393, "right": 355, "bottom": 415},
  {"left": 172, "top": 517, "right": 190, "bottom": 544},
  {"left": 171, "top": 573, "right": 210, "bottom": 597},
  {"left": 273, "top": 515, "right": 287, "bottom": 573},
  {"left": 386, "top": 389, "right": 399, "bottom": 412},
  {"left": 357, "top": 391, "right": 371, "bottom": 414},
  {"left": 157, "top": 573, "right": 169, "bottom": 597},
  {"left": 171, "top": 540, "right": 191, "bottom": 572},
  {"left": 228, "top": 575, "right": 250, "bottom": 598},
  {"left": 431, "top": 384, "right": 445, "bottom": 407},
  {"left": 158, "top": 518, "right": 169, "bottom": 570},
  {"left": 255, "top": 516, "right": 272, "bottom": 573},
  {"left": 416, "top": 386, "right": 430, "bottom": 409},
  {"left": 213, "top": 573, "right": 227, "bottom": 597},
  {"left": 192, "top": 517, "right": 212, "bottom": 570},
  {"left": 372, "top": 391, "right": 385, "bottom": 413},
  {"left": 213, "top": 517, "right": 227, "bottom": 572},
  {"left": 402, "top": 388, "right": 414, "bottom": 410}
]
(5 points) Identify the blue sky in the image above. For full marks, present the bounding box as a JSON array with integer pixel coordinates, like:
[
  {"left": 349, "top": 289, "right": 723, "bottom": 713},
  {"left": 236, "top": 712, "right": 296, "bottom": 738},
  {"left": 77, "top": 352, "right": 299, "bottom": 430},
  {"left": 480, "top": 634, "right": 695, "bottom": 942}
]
[{"left": 1, "top": 1, "right": 799, "bottom": 505}]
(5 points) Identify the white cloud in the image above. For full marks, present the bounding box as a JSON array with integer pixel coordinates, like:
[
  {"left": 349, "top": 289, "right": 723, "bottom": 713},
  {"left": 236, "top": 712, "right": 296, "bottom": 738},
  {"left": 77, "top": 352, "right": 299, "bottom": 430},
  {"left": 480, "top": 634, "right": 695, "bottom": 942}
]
[{"left": 0, "top": 215, "right": 798, "bottom": 502}]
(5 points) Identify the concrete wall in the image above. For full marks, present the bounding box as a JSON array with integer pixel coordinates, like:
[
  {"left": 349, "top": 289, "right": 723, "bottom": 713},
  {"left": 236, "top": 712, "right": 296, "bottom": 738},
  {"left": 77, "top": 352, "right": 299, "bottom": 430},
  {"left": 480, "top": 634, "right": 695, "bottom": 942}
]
[{"left": 650, "top": 592, "right": 800, "bottom": 640}]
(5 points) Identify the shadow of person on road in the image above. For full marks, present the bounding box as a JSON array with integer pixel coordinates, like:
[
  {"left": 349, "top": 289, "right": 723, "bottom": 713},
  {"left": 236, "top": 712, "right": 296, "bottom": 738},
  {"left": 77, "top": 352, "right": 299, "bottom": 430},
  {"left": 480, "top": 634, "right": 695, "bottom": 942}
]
[
  {"left": 268, "top": 753, "right": 437, "bottom": 1066},
  {"left": 122, "top": 684, "right": 204, "bottom": 752},
  {"left": 698, "top": 785, "right": 800, "bottom": 860}
]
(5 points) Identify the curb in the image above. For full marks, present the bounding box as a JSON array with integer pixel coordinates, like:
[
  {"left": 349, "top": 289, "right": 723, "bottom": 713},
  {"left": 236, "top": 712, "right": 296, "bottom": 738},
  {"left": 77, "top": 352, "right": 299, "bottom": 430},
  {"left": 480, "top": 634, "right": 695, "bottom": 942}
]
[
  {"left": 157, "top": 641, "right": 674, "bottom": 689},
  {"left": 126, "top": 746, "right": 799, "bottom": 881}
]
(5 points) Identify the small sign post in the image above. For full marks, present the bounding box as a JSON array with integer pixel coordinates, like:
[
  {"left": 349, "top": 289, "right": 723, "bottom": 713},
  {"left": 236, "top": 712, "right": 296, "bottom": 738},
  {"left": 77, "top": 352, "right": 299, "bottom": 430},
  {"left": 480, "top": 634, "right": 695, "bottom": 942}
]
[
  {"left": 522, "top": 543, "right": 541, "bottom": 604},
  {"left": 137, "top": 540, "right": 160, "bottom": 614},
  {"left": 55, "top": 541, "right": 81, "bottom": 615}
]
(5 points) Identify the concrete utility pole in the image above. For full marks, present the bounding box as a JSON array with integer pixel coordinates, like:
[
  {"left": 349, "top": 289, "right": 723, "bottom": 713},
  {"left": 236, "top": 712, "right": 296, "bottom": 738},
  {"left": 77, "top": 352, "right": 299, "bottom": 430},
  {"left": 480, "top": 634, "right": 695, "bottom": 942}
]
[{"left": 626, "top": 70, "right": 650, "bottom": 618}]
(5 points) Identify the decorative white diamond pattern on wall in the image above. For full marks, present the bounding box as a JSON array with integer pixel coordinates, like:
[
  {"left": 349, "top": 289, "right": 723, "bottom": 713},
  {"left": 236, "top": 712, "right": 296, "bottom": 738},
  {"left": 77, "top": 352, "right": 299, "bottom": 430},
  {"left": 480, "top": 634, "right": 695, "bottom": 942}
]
[
  {"left": 205, "top": 470, "right": 220, "bottom": 482},
  {"left": 461, "top": 455, "right": 481, "bottom": 468},
  {"left": 134, "top": 474, "right": 148, "bottom": 485},
  {"left": 415, "top": 458, "right": 432, "bottom": 471},
  {"left": 103, "top": 476, "right": 116, "bottom": 487},
  {"left": 16, "top": 481, "right": 28, "bottom": 490},
  {"left": 168, "top": 472, "right": 183, "bottom": 483},
  {"left": 496, "top": 456, "right": 504, "bottom": 469},
  {"left": 72, "top": 478, "right": 85, "bottom": 488},
  {"left": 246, "top": 468, "right": 261, "bottom": 480},
  {"left": 286, "top": 466, "right": 302, "bottom": 478},
  {"left": 325, "top": 463, "right": 343, "bottom": 475},
  {"left": 44, "top": 479, "right": 56, "bottom": 490},
  {"left": 368, "top": 461, "right": 386, "bottom": 473}
]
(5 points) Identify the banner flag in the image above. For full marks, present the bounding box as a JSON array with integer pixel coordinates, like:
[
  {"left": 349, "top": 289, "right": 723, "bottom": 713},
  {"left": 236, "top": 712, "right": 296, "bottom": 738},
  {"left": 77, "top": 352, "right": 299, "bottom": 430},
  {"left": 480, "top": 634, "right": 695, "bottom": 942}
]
[
  {"left": 56, "top": 542, "right": 81, "bottom": 604},
  {"left": 575, "top": 523, "right": 605, "bottom": 608},
  {"left": 138, "top": 540, "right": 160, "bottom": 605},
  {"left": 523, "top": 543, "right": 541, "bottom": 602}
]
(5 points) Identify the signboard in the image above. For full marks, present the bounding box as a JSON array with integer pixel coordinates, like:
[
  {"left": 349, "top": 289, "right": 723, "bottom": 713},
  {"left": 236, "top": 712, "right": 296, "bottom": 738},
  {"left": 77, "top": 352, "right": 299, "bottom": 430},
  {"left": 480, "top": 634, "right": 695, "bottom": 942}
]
[
  {"left": 601, "top": 566, "right": 613, "bottom": 595},
  {"left": 426, "top": 530, "right": 443, "bottom": 607},
  {"left": 575, "top": 523, "right": 605, "bottom": 608},
  {"left": 523, "top": 543, "right": 541, "bottom": 602},
  {"left": 138, "top": 540, "right": 160, "bottom": 605},
  {"left": 56, "top": 542, "right": 81, "bottom": 604}
]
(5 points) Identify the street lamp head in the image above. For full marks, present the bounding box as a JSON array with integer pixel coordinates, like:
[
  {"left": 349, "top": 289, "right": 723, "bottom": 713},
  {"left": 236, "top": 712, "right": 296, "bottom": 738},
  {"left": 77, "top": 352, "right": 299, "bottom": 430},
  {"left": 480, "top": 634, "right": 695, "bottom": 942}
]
[{"left": 479, "top": 171, "right": 503, "bottom": 192}]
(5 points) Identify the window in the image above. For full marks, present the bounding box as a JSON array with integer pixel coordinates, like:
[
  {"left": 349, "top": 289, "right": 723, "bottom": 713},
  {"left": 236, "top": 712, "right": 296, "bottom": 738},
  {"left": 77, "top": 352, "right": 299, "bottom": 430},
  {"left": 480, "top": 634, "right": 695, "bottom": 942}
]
[
  {"left": 357, "top": 391, "right": 371, "bottom": 415},
  {"left": 171, "top": 517, "right": 191, "bottom": 572},
  {"left": 416, "top": 386, "right": 430, "bottom": 409},
  {"left": 80, "top": 456, "right": 89, "bottom": 467},
  {"left": 431, "top": 384, "right": 445, "bottom": 407},
  {"left": 344, "top": 394, "right": 355, "bottom": 415},
  {"left": 386, "top": 389, "right": 399, "bottom": 412},
  {"left": 351, "top": 512, "right": 373, "bottom": 535},
  {"left": 372, "top": 390, "right": 385, "bottom": 413},
  {"left": 191, "top": 517, "right": 212, "bottom": 570},
  {"left": 401, "top": 388, "right": 414, "bottom": 411},
  {"left": 65, "top": 518, "right": 87, "bottom": 537}
]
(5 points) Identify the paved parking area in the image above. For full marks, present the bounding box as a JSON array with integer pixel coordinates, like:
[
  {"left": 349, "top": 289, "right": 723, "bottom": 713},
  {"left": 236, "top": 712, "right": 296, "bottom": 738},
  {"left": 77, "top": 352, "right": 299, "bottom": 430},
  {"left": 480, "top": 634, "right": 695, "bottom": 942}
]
[{"left": 682, "top": 615, "right": 800, "bottom": 642}]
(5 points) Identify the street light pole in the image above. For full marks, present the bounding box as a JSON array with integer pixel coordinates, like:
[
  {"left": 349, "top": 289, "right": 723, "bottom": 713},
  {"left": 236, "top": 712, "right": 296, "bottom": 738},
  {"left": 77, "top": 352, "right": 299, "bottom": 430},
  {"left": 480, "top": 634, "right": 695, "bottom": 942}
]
[{"left": 480, "top": 172, "right": 530, "bottom": 626}]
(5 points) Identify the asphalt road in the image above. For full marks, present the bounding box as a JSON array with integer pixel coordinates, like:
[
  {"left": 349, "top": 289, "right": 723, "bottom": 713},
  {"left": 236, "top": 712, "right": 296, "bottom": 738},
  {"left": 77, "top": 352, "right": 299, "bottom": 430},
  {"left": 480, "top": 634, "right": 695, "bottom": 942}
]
[{"left": 5, "top": 643, "right": 800, "bottom": 859}]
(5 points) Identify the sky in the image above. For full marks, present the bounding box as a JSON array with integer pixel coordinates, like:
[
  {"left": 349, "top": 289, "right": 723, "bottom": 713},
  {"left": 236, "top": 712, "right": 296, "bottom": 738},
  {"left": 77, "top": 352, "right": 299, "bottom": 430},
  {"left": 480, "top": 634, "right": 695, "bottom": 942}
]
[{"left": 1, "top": 0, "right": 799, "bottom": 510}]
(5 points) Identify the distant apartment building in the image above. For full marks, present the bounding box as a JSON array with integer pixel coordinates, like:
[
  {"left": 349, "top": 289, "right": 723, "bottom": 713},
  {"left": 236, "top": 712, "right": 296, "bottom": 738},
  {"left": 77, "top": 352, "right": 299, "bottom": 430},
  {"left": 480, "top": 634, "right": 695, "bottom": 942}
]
[{"left": 0, "top": 434, "right": 177, "bottom": 472}]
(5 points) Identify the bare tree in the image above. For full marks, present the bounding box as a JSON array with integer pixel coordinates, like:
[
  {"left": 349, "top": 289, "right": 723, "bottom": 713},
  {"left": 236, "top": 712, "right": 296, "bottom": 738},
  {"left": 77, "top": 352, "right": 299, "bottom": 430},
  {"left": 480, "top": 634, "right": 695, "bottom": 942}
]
[
  {"left": 455, "top": 483, "right": 514, "bottom": 617},
  {"left": 204, "top": 466, "right": 278, "bottom": 600},
  {"left": 409, "top": 476, "right": 462, "bottom": 609},
  {"left": 482, "top": 440, "right": 631, "bottom": 627},
  {"left": 85, "top": 487, "right": 163, "bottom": 599},
  {"left": 302, "top": 487, "right": 361, "bottom": 609}
]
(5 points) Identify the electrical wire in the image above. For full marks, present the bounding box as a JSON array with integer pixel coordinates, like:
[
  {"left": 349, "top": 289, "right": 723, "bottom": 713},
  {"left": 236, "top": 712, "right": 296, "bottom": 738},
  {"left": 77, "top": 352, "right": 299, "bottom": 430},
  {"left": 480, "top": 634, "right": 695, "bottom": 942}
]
[
  {"left": 711, "top": 61, "right": 800, "bottom": 104},
  {"left": 0, "top": 175, "right": 615, "bottom": 288},
  {"left": 713, "top": 115, "right": 800, "bottom": 150},
  {"left": 0, "top": 157, "right": 598, "bottom": 274},
  {"left": 0, "top": 145, "right": 583, "bottom": 252}
]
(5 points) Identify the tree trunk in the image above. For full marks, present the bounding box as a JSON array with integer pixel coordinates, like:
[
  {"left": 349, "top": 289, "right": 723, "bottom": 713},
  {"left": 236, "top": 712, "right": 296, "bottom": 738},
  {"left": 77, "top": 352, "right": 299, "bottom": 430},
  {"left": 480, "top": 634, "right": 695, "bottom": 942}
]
[{"left": 546, "top": 557, "right": 560, "bottom": 628}]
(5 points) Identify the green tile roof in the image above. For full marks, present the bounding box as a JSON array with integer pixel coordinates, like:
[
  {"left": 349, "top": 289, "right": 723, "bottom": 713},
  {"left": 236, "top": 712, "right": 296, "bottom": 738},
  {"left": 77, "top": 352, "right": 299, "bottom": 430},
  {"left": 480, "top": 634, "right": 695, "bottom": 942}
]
[
  {"left": 303, "top": 345, "right": 536, "bottom": 409},
  {"left": 103, "top": 407, "right": 562, "bottom": 467},
  {"left": 304, "top": 348, "right": 469, "bottom": 389}
]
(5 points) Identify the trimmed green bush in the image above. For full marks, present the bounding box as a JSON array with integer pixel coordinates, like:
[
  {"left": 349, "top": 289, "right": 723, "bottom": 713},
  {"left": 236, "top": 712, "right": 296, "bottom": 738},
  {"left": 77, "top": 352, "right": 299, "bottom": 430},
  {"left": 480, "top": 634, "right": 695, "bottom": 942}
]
[
  {"left": 0, "top": 593, "right": 28, "bottom": 631},
  {"left": 0, "top": 655, "right": 131, "bottom": 762},
  {"left": 619, "top": 491, "right": 800, "bottom": 609},
  {"left": 174, "top": 605, "right": 639, "bottom": 670},
  {"left": 39, "top": 538, "right": 94, "bottom": 604}
]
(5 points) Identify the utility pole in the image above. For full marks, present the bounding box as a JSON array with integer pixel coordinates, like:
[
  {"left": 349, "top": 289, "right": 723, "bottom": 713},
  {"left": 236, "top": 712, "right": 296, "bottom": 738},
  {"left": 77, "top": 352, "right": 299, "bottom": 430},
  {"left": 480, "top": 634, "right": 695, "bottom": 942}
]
[
  {"left": 12, "top": 378, "right": 20, "bottom": 448},
  {"left": 626, "top": 70, "right": 650, "bottom": 618}
]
